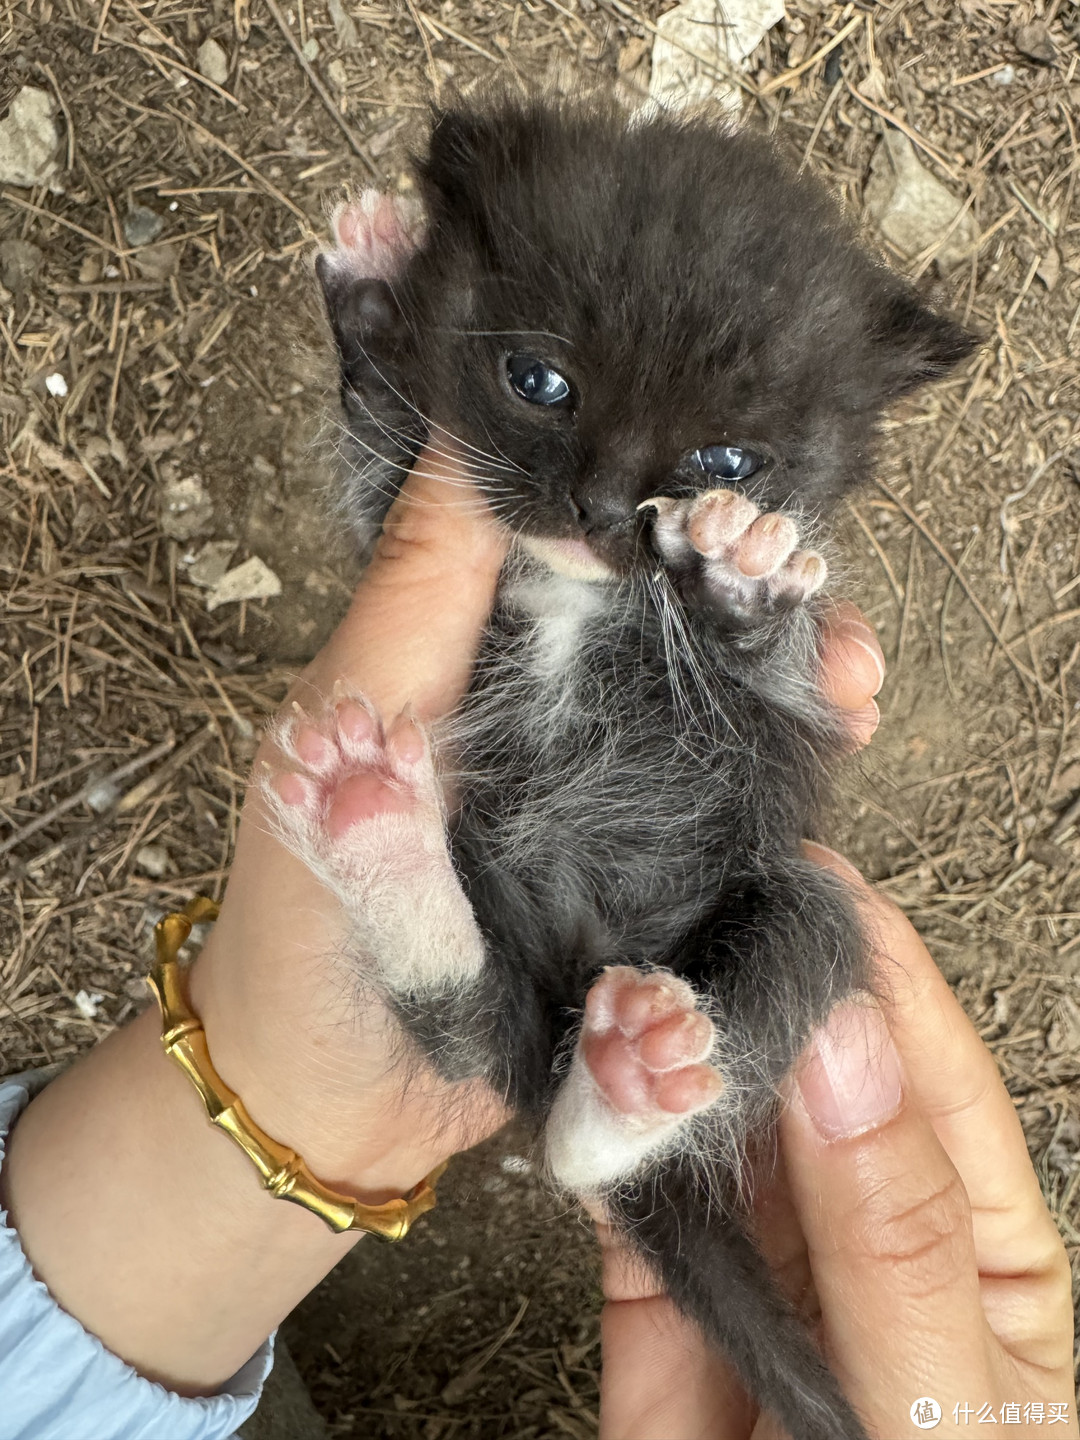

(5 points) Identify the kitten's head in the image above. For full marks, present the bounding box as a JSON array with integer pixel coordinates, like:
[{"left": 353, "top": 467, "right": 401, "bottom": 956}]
[{"left": 321, "top": 97, "right": 976, "bottom": 577}]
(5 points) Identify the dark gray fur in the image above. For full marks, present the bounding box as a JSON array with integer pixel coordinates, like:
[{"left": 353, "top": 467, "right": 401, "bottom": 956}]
[{"left": 316, "top": 96, "right": 976, "bottom": 1440}]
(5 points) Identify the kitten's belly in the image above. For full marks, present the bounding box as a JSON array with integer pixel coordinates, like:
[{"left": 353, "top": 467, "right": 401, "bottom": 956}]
[{"left": 448, "top": 563, "right": 818, "bottom": 976}]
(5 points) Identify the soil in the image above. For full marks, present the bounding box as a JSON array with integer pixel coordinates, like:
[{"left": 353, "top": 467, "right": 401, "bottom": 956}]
[{"left": 2, "top": 0, "right": 1078, "bottom": 1435}]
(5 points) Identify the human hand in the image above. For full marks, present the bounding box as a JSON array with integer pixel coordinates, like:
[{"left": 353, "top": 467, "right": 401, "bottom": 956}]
[
  {"left": 595, "top": 852, "right": 1077, "bottom": 1440},
  {"left": 188, "top": 441, "right": 514, "bottom": 1203}
]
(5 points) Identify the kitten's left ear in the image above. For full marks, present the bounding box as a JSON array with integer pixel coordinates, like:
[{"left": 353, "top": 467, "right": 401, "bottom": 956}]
[{"left": 875, "top": 287, "right": 979, "bottom": 397}]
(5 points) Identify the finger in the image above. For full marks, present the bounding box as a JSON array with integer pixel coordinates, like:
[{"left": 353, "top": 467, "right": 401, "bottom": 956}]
[
  {"left": 804, "top": 844, "right": 1073, "bottom": 1370},
  {"left": 300, "top": 442, "right": 509, "bottom": 721},
  {"left": 595, "top": 1223, "right": 754, "bottom": 1440},
  {"left": 779, "top": 994, "right": 992, "bottom": 1428},
  {"left": 818, "top": 602, "right": 884, "bottom": 744}
]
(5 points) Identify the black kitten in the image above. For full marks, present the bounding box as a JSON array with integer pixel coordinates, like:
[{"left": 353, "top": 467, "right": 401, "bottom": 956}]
[{"left": 268, "top": 96, "right": 975, "bottom": 1440}]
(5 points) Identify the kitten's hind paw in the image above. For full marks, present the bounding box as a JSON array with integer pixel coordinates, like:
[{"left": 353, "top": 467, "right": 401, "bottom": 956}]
[
  {"left": 546, "top": 967, "right": 724, "bottom": 1193},
  {"left": 647, "top": 489, "right": 826, "bottom": 628},
  {"left": 261, "top": 694, "right": 486, "bottom": 995}
]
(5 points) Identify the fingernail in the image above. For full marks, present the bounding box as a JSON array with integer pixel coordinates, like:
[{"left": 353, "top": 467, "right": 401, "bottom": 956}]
[
  {"left": 797, "top": 996, "right": 902, "bottom": 1140},
  {"left": 836, "top": 620, "right": 886, "bottom": 696}
]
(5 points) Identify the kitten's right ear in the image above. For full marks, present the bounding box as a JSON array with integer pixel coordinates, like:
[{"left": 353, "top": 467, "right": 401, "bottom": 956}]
[
  {"left": 316, "top": 255, "right": 403, "bottom": 363},
  {"left": 423, "top": 108, "right": 487, "bottom": 207}
]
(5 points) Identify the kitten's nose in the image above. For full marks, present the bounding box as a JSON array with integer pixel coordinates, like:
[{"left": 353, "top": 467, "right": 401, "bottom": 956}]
[{"left": 570, "top": 483, "right": 632, "bottom": 535}]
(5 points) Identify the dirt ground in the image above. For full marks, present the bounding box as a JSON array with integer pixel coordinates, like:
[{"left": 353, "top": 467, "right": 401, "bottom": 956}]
[{"left": 1, "top": 0, "right": 1079, "bottom": 1434}]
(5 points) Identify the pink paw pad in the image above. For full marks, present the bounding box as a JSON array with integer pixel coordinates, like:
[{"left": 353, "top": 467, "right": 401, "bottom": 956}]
[
  {"left": 649, "top": 488, "right": 826, "bottom": 609},
  {"left": 327, "top": 191, "right": 426, "bottom": 282},
  {"left": 267, "top": 697, "right": 430, "bottom": 845},
  {"left": 582, "top": 967, "right": 724, "bottom": 1121}
]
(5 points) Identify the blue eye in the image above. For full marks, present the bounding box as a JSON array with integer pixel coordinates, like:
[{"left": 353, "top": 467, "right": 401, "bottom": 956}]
[
  {"left": 507, "top": 354, "right": 572, "bottom": 408},
  {"left": 692, "top": 445, "right": 763, "bottom": 481}
]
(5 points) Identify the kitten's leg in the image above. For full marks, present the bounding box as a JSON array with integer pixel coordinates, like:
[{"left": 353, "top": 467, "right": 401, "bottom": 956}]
[
  {"left": 648, "top": 489, "right": 827, "bottom": 630},
  {"left": 550, "top": 870, "right": 871, "bottom": 1440},
  {"left": 261, "top": 694, "right": 485, "bottom": 996},
  {"left": 545, "top": 967, "right": 724, "bottom": 1192}
]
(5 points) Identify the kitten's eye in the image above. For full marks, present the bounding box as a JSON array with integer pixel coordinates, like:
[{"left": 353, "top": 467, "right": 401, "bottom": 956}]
[
  {"left": 507, "top": 354, "right": 573, "bottom": 409},
  {"left": 691, "top": 445, "right": 763, "bottom": 481}
]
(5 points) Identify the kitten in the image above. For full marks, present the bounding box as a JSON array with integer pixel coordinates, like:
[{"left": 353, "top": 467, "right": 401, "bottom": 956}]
[{"left": 266, "top": 97, "right": 975, "bottom": 1440}]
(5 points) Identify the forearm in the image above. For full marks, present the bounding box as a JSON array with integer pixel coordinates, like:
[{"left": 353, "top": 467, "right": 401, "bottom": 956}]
[{"left": 0, "top": 1002, "right": 362, "bottom": 1395}]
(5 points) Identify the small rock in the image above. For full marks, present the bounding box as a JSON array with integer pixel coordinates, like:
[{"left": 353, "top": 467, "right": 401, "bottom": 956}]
[
  {"left": 160, "top": 475, "right": 213, "bottom": 540},
  {"left": 123, "top": 204, "right": 164, "bottom": 247},
  {"left": 0, "top": 87, "right": 60, "bottom": 188},
  {"left": 196, "top": 36, "right": 230, "bottom": 85},
  {"left": 86, "top": 779, "right": 121, "bottom": 813},
  {"left": 1036, "top": 247, "right": 1061, "bottom": 291},
  {"left": 0, "top": 238, "right": 42, "bottom": 295},
  {"left": 45, "top": 372, "right": 68, "bottom": 398},
  {"left": 326, "top": 58, "right": 348, "bottom": 91},
  {"left": 133, "top": 240, "right": 180, "bottom": 281},
  {"left": 301, "top": 36, "right": 320, "bottom": 61},
  {"left": 1014, "top": 21, "right": 1055, "bottom": 64},
  {"left": 74, "top": 989, "right": 105, "bottom": 1020},
  {"left": 135, "top": 843, "right": 170, "bottom": 877},
  {"left": 991, "top": 63, "right": 1016, "bottom": 86},
  {"left": 864, "top": 129, "right": 978, "bottom": 272},
  {"left": 206, "top": 556, "right": 282, "bottom": 611},
  {"left": 183, "top": 539, "right": 238, "bottom": 587}
]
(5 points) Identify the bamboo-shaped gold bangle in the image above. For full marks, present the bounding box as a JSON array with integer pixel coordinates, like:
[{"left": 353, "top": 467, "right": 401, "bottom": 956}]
[{"left": 147, "top": 897, "right": 444, "bottom": 1242}]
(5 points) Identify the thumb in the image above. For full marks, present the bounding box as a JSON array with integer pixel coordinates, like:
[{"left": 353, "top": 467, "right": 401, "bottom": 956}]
[
  {"left": 778, "top": 996, "right": 990, "bottom": 1434},
  {"left": 301, "top": 443, "right": 509, "bottom": 721}
]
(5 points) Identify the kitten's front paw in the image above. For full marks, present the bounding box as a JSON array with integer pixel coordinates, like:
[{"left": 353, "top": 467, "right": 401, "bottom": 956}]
[
  {"left": 647, "top": 489, "right": 826, "bottom": 627},
  {"left": 261, "top": 694, "right": 485, "bottom": 994},
  {"left": 326, "top": 191, "right": 426, "bottom": 281},
  {"left": 546, "top": 967, "right": 724, "bottom": 1193}
]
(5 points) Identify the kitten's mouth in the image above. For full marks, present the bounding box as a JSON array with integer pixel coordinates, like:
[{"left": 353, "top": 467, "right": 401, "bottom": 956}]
[{"left": 517, "top": 534, "right": 617, "bottom": 582}]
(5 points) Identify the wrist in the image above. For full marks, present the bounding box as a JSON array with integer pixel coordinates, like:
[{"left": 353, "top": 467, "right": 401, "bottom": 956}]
[{"left": 186, "top": 934, "right": 447, "bottom": 1205}]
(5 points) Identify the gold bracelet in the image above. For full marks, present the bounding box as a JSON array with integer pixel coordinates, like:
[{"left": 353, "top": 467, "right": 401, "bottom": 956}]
[{"left": 146, "top": 898, "right": 444, "bottom": 1242}]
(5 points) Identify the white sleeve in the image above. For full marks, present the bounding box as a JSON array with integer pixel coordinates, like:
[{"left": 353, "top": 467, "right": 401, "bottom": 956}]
[{"left": 0, "top": 1073, "right": 274, "bottom": 1440}]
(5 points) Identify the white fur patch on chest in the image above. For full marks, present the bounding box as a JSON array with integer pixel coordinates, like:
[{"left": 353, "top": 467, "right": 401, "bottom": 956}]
[{"left": 506, "top": 569, "right": 608, "bottom": 684}]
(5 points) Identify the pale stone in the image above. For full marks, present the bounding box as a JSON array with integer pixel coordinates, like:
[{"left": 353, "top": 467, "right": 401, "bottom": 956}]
[
  {"left": 864, "top": 129, "right": 978, "bottom": 273},
  {"left": 649, "top": 0, "right": 785, "bottom": 113},
  {"left": 0, "top": 87, "right": 60, "bottom": 188},
  {"left": 196, "top": 37, "right": 230, "bottom": 85},
  {"left": 206, "top": 556, "right": 282, "bottom": 611}
]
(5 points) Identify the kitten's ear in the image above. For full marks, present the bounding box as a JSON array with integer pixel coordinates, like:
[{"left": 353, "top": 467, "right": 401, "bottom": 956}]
[
  {"left": 422, "top": 108, "right": 488, "bottom": 206},
  {"left": 875, "top": 288, "right": 979, "bottom": 397},
  {"left": 316, "top": 254, "right": 404, "bottom": 362}
]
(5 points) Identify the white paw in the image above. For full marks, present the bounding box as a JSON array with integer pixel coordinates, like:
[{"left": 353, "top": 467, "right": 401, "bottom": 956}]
[
  {"left": 546, "top": 967, "right": 725, "bottom": 1193},
  {"left": 324, "top": 191, "right": 426, "bottom": 282},
  {"left": 261, "top": 693, "right": 484, "bottom": 994},
  {"left": 647, "top": 489, "right": 826, "bottom": 619}
]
